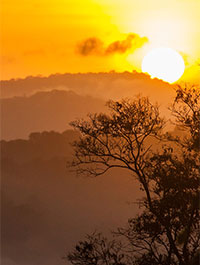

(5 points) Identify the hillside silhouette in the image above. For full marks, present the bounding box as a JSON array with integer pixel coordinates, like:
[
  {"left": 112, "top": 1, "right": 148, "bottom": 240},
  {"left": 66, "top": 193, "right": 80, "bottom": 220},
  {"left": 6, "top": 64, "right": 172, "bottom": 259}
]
[
  {"left": 1, "top": 72, "right": 173, "bottom": 101},
  {"left": 1, "top": 130, "right": 142, "bottom": 265},
  {"left": 1, "top": 72, "right": 176, "bottom": 140},
  {"left": 1, "top": 90, "right": 106, "bottom": 140},
  {"left": 1, "top": 72, "right": 190, "bottom": 265}
]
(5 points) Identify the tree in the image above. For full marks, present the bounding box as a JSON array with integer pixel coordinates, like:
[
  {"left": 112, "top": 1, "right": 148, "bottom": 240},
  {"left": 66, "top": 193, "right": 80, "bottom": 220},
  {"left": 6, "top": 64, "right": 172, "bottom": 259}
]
[
  {"left": 66, "top": 232, "right": 133, "bottom": 265},
  {"left": 170, "top": 84, "right": 200, "bottom": 151},
  {"left": 65, "top": 87, "right": 200, "bottom": 265}
]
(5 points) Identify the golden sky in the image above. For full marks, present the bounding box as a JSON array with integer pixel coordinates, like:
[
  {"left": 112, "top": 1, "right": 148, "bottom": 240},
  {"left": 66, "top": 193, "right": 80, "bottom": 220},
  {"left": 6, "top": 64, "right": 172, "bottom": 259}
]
[{"left": 1, "top": 0, "right": 200, "bottom": 81}]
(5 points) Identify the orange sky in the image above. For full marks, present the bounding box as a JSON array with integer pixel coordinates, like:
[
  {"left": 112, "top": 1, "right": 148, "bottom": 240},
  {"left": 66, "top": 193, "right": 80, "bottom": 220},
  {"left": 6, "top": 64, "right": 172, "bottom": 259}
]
[{"left": 1, "top": 0, "right": 200, "bottom": 81}]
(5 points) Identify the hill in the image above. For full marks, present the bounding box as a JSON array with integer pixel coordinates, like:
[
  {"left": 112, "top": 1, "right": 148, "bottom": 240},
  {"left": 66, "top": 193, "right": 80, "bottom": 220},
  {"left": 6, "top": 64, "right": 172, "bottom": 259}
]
[
  {"left": 1, "top": 72, "right": 176, "bottom": 140},
  {"left": 1, "top": 130, "right": 141, "bottom": 265},
  {"left": 1, "top": 71, "right": 174, "bottom": 102},
  {"left": 1, "top": 90, "right": 106, "bottom": 140}
]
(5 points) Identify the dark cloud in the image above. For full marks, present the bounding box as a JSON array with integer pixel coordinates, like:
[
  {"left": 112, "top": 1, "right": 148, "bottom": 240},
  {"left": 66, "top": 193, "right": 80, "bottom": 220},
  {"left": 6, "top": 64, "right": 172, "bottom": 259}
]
[
  {"left": 77, "top": 33, "right": 148, "bottom": 56},
  {"left": 76, "top": 38, "right": 103, "bottom": 56},
  {"left": 105, "top": 34, "right": 148, "bottom": 55}
]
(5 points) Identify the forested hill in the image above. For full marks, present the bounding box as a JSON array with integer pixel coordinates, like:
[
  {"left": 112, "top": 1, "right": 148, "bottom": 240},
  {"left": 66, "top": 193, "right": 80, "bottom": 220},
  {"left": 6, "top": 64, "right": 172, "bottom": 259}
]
[
  {"left": 1, "top": 90, "right": 106, "bottom": 140},
  {"left": 1, "top": 71, "right": 173, "bottom": 99}
]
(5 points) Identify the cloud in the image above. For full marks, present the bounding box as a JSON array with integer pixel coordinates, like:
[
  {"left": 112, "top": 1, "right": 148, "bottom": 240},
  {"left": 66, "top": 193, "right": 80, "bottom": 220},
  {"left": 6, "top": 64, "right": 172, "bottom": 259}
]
[
  {"left": 77, "top": 38, "right": 103, "bottom": 56},
  {"left": 105, "top": 34, "right": 148, "bottom": 55},
  {"left": 77, "top": 33, "right": 148, "bottom": 56}
]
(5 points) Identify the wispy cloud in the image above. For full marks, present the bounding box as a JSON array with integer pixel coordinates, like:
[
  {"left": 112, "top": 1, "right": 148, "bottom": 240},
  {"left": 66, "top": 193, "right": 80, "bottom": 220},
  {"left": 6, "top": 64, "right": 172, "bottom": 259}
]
[
  {"left": 76, "top": 38, "right": 103, "bottom": 56},
  {"left": 77, "top": 33, "right": 148, "bottom": 56}
]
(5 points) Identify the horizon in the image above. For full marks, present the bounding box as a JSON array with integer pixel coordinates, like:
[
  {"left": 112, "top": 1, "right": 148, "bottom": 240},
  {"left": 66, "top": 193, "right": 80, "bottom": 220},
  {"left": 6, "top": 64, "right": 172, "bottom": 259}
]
[{"left": 1, "top": 1, "right": 200, "bottom": 265}]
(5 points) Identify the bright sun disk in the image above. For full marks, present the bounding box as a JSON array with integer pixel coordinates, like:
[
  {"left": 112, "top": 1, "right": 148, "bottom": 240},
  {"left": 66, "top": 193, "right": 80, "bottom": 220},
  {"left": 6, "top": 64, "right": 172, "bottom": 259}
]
[{"left": 142, "top": 47, "right": 185, "bottom": 83}]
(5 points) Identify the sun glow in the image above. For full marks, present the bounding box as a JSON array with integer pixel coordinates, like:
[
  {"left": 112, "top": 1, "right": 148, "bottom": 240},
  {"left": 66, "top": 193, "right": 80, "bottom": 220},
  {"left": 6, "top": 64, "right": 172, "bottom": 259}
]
[{"left": 142, "top": 48, "right": 185, "bottom": 83}]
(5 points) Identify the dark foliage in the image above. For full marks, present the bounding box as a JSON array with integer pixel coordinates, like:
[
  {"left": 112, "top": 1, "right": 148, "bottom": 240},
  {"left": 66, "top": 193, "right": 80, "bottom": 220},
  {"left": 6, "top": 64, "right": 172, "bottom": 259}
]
[{"left": 66, "top": 86, "right": 200, "bottom": 265}]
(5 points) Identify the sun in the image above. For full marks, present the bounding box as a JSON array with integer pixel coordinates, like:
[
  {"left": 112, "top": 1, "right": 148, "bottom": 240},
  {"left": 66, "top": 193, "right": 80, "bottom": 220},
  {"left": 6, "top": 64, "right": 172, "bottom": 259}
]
[{"left": 142, "top": 47, "right": 185, "bottom": 83}]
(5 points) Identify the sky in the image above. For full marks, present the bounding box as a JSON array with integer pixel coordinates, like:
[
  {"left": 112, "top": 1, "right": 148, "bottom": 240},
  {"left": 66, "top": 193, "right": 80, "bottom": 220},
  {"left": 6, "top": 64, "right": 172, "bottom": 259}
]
[{"left": 1, "top": 0, "right": 200, "bottom": 81}]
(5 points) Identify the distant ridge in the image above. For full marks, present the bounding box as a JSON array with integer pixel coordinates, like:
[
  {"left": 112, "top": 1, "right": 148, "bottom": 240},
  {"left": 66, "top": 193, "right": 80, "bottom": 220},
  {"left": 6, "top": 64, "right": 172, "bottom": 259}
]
[
  {"left": 1, "top": 90, "right": 106, "bottom": 140},
  {"left": 0, "top": 71, "right": 172, "bottom": 99}
]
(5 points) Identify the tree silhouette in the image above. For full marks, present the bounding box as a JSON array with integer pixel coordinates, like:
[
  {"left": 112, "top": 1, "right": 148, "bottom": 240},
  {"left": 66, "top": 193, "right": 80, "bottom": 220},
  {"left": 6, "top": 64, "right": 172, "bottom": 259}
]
[
  {"left": 66, "top": 86, "right": 200, "bottom": 265},
  {"left": 67, "top": 232, "right": 133, "bottom": 265}
]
